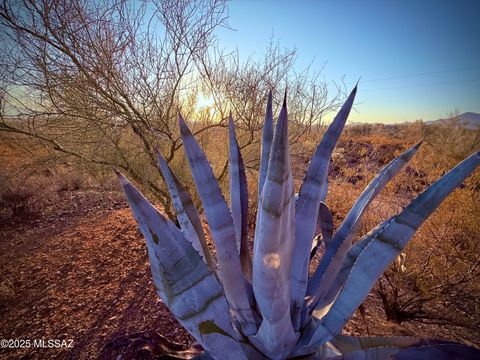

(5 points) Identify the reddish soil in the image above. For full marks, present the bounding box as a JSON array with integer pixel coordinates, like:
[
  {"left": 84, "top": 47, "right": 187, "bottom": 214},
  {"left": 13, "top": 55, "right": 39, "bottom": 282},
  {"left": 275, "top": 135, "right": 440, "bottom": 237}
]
[{"left": 0, "top": 191, "right": 191, "bottom": 360}]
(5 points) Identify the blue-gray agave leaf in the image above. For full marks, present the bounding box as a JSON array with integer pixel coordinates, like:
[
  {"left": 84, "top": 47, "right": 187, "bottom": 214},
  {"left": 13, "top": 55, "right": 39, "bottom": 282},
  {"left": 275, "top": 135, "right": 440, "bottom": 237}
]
[
  {"left": 178, "top": 115, "right": 259, "bottom": 336},
  {"left": 331, "top": 334, "right": 434, "bottom": 353},
  {"left": 310, "top": 219, "right": 391, "bottom": 321},
  {"left": 307, "top": 140, "right": 423, "bottom": 304},
  {"left": 251, "top": 97, "right": 298, "bottom": 359},
  {"left": 382, "top": 343, "right": 480, "bottom": 360},
  {"left": 329, "top": 335, "right": 480, "bottom": 360},
  {"left": 116, "top": 87, "right": 480, "bottom": 360},
  {"left": 295, "top": 151, "right": 480, "bottom": 355},
  {"left": 291, "top": 86, "right": 357, "bottom": 329},
  {"left": 228, "top": 113, "right": 253, "bottom": 279},
  {"left": 327, "top": 337, "right": 477, "bottom": 360},
  {"left": 156, "top": 149, "right": 216, "bottom": 274},
  {"left": 115, "top": 171, "right": 246, "bottom": 360},
  {"left": 311, "top": 201, "right": 334, "bottom": 259},
  {"left": 258, "top": 90, "right": 274, "bottom": 203}
]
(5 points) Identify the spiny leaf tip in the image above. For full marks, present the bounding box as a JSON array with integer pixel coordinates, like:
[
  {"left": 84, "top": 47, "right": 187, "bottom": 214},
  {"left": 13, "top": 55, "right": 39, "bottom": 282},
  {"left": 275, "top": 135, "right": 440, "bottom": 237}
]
[
  {"left": 178, "top": 113, "right": 190, "bottom": 136},
  {"left": 113, "top": 168, "right": 129, "bottom": 186},
  {"left": 413, "top": 139, "right": 424, "bottom": 150}
]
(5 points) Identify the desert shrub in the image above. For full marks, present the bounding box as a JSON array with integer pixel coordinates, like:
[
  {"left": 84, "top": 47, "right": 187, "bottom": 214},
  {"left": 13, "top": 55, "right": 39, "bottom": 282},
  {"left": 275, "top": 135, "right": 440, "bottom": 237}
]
[
  {"left": 0, "top": 172, "right": 61, "bottom": 216},
  {"left": 422, "top": 116, "right": 480, "bottom": 164},
  {"left": 0, "top": 135, "right": 107, "bottom": 217},
  {"left": 0, "top": 165, "right": 99, "bottom": 217}
]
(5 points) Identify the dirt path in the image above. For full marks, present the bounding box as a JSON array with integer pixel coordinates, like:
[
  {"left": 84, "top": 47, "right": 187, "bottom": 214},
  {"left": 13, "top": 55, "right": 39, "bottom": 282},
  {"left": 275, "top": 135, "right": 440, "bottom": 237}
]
[{"left": 0, "top": 196, "right": 191, "bottom": 360}]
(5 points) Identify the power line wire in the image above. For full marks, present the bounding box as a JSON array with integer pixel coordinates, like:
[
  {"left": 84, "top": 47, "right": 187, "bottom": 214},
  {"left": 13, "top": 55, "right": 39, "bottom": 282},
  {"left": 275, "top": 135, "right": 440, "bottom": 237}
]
[
  {"left": 363, "top": 78, "right": 480, "bottom": 91},
  {"left": 360, "top": 65, "right": 480, "bottom": 83}
]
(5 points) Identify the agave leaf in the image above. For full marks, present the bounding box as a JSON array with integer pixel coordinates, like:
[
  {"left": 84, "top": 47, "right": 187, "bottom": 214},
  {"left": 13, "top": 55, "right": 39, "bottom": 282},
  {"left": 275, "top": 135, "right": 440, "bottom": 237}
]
[
  {"left": 308, "top": 219, "right": 403, "bottom": 322},
  {"left": 228, "top": 114, "right": 253, "bottom": 279},
  {"left": 310, "top": 220, "right": 391, "bottom": 317},
  {"left": 311, "top": 201, "right": 335, "bottom": 259},
  {"left": 291, "top": 86, "right": 357, "bottom": 329},
  {"left": 327, "top": 337, "right": 480, "bottom": 360},
  {"left": 116, "top": 171, "right": 247, "bottom": 359},
  {"left": 331, "top": 334, "right": 427, "bottom": 353},
  {"left": 178, "top": 115, "right": 258, "bottom": 336},
  {"left": 297, "top": 151, "right": 480, "bottom": 352},
  {"left": 389, "top": 343, "right": 480, "bottom": 360},
  {"left": 258, "top": 90, "right": 274, "bottom": 203},
  {"left": 155, "top": 149, "right": 216, "bottom": 274},
  {"left": 308, "top": 141, "right": 422, "bottom": 301},
  {"left": 325, "top": 343, "right": 480, "bottom": 360},
  {"left": 331, "top": 335, "right": 449, "bottom": 359},
  {"left": 330, "top": 334, "right": 464, "bottom": 354},
  {"left": 251, "top": 97, "right": 298, "bottom": 359},
  {"left": 318, "top": 201, "right": 334, "bottom": 247}
]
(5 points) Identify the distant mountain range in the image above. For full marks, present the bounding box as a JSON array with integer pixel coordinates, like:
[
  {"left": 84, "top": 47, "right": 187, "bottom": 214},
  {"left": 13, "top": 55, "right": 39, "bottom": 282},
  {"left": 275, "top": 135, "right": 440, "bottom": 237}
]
[{"left": 426, "top": 112, "right": 480, "bottom": 129}]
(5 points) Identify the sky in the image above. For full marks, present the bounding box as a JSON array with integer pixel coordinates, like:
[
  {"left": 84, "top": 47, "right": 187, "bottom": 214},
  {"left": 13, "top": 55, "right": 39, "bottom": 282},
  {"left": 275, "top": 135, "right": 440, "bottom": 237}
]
[{"left": 216, "top": 0, "right": 480, "bottom": 123}]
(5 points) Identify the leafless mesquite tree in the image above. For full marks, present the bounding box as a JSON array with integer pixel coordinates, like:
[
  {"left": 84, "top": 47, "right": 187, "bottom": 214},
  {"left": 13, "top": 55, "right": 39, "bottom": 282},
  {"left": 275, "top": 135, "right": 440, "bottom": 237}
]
[{"left": 0, "top": 0, "right": 343, "bottom": 218}]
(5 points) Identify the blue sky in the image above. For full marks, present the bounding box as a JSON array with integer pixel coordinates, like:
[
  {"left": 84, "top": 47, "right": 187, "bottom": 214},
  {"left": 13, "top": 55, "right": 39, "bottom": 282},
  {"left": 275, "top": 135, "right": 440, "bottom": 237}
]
[{"left": 216, "top": 0, "right": 480, "bottom": 123}]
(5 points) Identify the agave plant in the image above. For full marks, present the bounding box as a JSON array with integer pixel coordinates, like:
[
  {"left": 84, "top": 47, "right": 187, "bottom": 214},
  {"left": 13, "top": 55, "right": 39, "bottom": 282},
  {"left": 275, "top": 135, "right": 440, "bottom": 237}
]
[{"left": 115, "top": 86, "right": 480, "bottom": 359}]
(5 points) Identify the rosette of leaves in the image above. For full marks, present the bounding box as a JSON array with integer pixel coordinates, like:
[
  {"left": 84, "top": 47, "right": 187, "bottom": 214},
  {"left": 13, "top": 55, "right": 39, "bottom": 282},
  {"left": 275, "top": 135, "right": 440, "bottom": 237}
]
[{"left": 116, "top": 86, "right": 480, "bottom": 359}]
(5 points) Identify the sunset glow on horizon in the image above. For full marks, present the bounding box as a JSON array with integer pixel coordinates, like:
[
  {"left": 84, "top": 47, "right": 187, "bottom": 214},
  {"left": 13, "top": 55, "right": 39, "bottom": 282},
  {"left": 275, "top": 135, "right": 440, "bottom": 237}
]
[{"left": 216, "top": 0, "right": 480, "bottom": 124}]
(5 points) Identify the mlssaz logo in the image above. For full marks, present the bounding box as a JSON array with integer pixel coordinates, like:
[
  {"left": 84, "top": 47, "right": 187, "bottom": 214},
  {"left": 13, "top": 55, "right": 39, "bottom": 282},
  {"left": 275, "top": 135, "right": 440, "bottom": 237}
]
[{"left": 33, "top": 339, "right": 74, "bottom": 348}]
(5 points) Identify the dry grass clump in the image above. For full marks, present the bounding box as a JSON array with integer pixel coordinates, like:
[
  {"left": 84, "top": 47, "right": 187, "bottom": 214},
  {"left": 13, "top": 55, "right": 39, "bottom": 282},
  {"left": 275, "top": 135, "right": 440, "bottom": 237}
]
[
  {"left": 0, "top": 136, "right": 115, "bottom": 218},
  {"left": 0, "top": 167, "right": 96, "bottom": 217}
]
